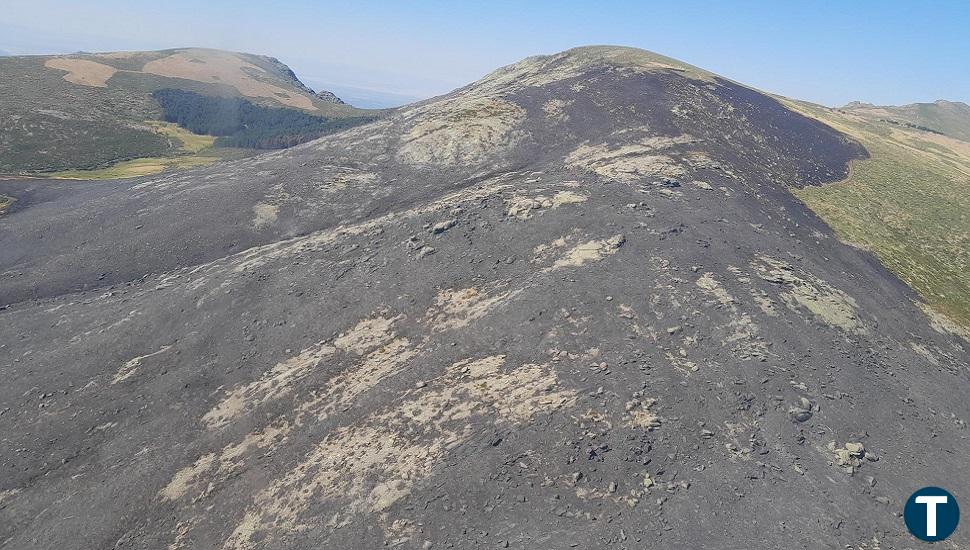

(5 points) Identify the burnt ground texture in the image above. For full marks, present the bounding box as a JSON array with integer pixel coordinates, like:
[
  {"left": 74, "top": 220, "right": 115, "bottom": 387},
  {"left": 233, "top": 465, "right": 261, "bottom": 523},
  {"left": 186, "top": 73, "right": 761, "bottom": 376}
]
[{"left": 1, "top": 46, "right": 967, "bottom": 550}]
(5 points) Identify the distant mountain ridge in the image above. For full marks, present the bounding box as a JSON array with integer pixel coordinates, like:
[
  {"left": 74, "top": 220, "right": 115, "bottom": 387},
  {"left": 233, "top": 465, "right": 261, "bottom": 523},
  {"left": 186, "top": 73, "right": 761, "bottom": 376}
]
[
  {"left": 0, "top": 47, "right": 374, "bottom": 174},
  {"left": 842, "top": 99, "right": 970, "bottom": 142}
]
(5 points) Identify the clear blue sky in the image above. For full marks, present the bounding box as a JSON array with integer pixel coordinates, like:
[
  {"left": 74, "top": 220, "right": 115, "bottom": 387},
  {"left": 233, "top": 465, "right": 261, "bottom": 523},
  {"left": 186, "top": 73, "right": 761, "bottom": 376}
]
[{"left": 2, "top": 0, "right": 968, "bottom": 108}]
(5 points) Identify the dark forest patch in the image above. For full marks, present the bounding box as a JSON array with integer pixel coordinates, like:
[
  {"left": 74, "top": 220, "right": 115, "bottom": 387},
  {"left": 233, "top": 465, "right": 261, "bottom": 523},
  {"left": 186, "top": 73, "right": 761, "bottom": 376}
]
[{"left": 152, "top": 89, "right": 376, "bottom": 149}]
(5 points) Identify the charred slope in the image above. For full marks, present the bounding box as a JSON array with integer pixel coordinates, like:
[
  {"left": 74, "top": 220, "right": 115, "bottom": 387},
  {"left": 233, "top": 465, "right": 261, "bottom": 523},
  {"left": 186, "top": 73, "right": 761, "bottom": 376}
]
[
  {"left": 1, "top": 46, "right": 968, "bottom": 550},
  {"left": 0, "top": 46, "right": 863, "bottom": 304}
]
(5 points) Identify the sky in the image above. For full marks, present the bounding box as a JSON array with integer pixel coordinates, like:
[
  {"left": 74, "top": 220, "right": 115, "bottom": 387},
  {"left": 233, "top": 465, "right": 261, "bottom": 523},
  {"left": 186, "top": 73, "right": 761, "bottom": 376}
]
[{"left": 1, "top": 0, "right": 968, "bottom": 108}]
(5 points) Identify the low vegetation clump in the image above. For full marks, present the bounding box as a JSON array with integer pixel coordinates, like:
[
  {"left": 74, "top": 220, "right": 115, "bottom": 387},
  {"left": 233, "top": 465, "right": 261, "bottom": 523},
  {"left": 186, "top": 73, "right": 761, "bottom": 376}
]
[
  {"left": 877, "top": 118, "right": 944, "bottom": 135},
  {"left": 0, "top": 194, "right": 14, "bottom": 214}
]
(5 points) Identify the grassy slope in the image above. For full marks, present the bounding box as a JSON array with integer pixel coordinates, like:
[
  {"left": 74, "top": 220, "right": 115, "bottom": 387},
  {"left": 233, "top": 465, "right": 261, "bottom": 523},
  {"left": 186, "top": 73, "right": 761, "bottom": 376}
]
[
  {"left": 783, "top": 98, "right": 970, "bottom": 329},
  {"left": 151, "top": 121, "right": 215, "bottom": 153},
  {"left": 908, "top": 102, "right": 970, "bottom": 142},
  {"left": 48, "top": 122, "right": 250, "bottom": 179}
]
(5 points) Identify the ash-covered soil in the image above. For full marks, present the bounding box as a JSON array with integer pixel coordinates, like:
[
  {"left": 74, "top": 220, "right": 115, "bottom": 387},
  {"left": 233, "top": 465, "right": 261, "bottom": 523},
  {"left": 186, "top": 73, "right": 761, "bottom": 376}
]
[{"left": 1, "top": 46, "right": 967, "bottom": 550}]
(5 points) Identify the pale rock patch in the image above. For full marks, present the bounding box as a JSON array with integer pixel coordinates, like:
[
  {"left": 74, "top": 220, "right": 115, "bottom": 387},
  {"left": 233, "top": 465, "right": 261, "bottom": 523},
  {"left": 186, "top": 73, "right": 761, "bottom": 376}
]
[
  {"left": 251, "top": 203, "right": 279, "bottom": 230},
  {"left": 753, "top": 256, "right": 866, "bottom": 334},
  {"left": 396, "top": 97, "right": 527, "bottom": 166},
  {"left": 200, "top": 314, "right": 402, "bottom": 430},
  {"left": 695, "top": 272, "right": 767, "bottom": 359},
  {"left": 910, "top": 342, "right": 941, "bottom": 366},
  {"left": 222, "top": 355, "right": 575, "bottom": 548},
  {"left": 201, "top": 341, "right": 337, "bottom": 430},
  {"left": 542, "top": 98, "right": 573, "bottom": 121},
  {"left": 164, "top": 336, "right": 418, "bottom": 506},
  {"left": 919, "top": 302, "right": 970, "bottom": 344},
  {"left": 565, "top": 135, "right": 696, "bottom": 183},
  {"left": 334, "top": 315, "right": 402, "bottom": 355},
  {"left": 0, "top": 489, "right": 21, "bottom": 505},
  {"left": 506, "top": 190, "right": 587, "bottom": 220},
  {"left": 426, "top": 287, "right": 521, "bottom": 331},
  {"left": 625, "top": 397, "right": 661, "bottom": 430},
  {"left": 112, "top": 345, "right": 172, "bottom": 384},
  {"left": 550, "top": 234, "right": 626, "bottom": 270}
]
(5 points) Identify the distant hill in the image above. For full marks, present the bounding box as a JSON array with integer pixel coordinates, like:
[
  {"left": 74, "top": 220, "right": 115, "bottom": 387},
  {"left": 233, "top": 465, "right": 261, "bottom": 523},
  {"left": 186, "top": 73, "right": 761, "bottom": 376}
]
[
  {"left": 842, "top": 99, "right": 970, "bottom": 142},
  {"left": 0, "top": 48, "right": 376, "bottom": 175}
]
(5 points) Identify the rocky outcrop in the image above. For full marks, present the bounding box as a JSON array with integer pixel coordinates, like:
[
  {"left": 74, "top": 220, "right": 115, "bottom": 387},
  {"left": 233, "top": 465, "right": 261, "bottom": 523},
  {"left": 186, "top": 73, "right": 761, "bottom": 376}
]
[{"left": 315, "top": 89, "right": 346, "bottom": 104}]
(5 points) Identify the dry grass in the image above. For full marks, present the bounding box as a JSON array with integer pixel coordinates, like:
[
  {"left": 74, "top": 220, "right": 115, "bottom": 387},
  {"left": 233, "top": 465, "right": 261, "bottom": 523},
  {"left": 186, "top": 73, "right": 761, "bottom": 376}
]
[
  {"left": 141, "top": 49, "right": 315, "bottom": 110},
  {"left": 47, "top": 121, "right": 227, "bottom": 179},
  {"left": 48, "top": 153, "right": 226, "bottom": 180},
  {"left": 148, "top": 121, "right": 215, "bottom": 153},
  {"left": 44, "top": 58, "right": 117, "bottom": 87}
]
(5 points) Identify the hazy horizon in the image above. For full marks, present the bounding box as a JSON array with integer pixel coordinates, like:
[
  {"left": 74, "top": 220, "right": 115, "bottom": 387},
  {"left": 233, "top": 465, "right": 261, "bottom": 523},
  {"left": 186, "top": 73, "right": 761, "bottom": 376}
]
[{"left": 2, "top": 0, "right": 968, "bottom": 109}]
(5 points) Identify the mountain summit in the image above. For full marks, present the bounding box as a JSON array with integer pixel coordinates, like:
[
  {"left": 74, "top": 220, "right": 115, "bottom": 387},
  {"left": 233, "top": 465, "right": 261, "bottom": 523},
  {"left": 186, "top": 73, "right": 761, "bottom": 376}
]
[{"left": 1, "top": 46, "right": 968, "bottom": 550}]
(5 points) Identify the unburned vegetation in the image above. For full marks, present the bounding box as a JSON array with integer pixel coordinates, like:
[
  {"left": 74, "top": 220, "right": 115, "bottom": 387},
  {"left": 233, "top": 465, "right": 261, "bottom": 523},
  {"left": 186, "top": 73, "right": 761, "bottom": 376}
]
[{"left": 786, "top": 99, "right": 970, "bottom": 330}]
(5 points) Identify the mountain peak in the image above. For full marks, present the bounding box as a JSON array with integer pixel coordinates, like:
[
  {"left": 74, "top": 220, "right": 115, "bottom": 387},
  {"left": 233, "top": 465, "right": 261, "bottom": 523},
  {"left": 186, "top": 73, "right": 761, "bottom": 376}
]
[
  {"left": 554, "top": 45, "right": 711, "bottom": 74},
  {"left": 374, "top": 46, "right": 861, "bottom": 190},
  {"left": 468, "top": 45, "right": 716, "bottom": 98}
]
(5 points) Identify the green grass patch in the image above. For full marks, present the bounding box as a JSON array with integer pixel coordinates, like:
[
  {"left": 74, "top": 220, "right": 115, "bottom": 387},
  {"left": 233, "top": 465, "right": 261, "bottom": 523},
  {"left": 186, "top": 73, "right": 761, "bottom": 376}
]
[
  {"left": 148, "top": 120, "right": 215, "bottom": 153},
  {"left": 47, "top": 148, "right": 248, "bottom": 180},
  {"left": 785, "top": 99, "right": 970, "bottom": 330},
  {"left": 45, "top": 120, "right": 241, "bottom": 179}
]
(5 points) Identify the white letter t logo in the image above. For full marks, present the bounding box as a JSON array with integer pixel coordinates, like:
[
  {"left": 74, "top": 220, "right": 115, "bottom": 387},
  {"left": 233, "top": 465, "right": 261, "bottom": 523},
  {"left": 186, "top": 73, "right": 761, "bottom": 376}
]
[{"left": 916, "top": 495, "right": 949, "bottom": 537}]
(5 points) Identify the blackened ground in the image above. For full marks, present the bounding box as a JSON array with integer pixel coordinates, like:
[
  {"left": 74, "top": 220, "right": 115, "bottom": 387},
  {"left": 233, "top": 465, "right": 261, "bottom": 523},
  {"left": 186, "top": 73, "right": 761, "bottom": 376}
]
[{"left": 1, "top": 46, "right": 967, "bottom": 550}]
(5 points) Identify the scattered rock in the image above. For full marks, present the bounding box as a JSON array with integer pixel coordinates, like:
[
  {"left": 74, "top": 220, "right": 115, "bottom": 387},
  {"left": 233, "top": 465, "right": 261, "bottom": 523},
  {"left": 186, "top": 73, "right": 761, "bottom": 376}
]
[
  {"left": 642, "top": 473, "right": 654, "bottom": 489},
  {"left": 830, "top": 440, "right": 867, "bottom": 471},
  {"left": 789, "top": 397, "right": 813, "bottom": 422},
  {"left": 430, "top": 219, "right": 458, "bottom": 234}
]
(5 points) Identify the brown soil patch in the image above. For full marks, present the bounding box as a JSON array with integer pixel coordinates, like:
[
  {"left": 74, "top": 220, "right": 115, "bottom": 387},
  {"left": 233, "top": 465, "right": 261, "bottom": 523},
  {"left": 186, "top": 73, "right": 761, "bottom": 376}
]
[
  {"left": 45, "top": 58, "right": 118, "bottom": 87},
  {"left": 141, "top": 49, "right": 315, "bottom": 110}
]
